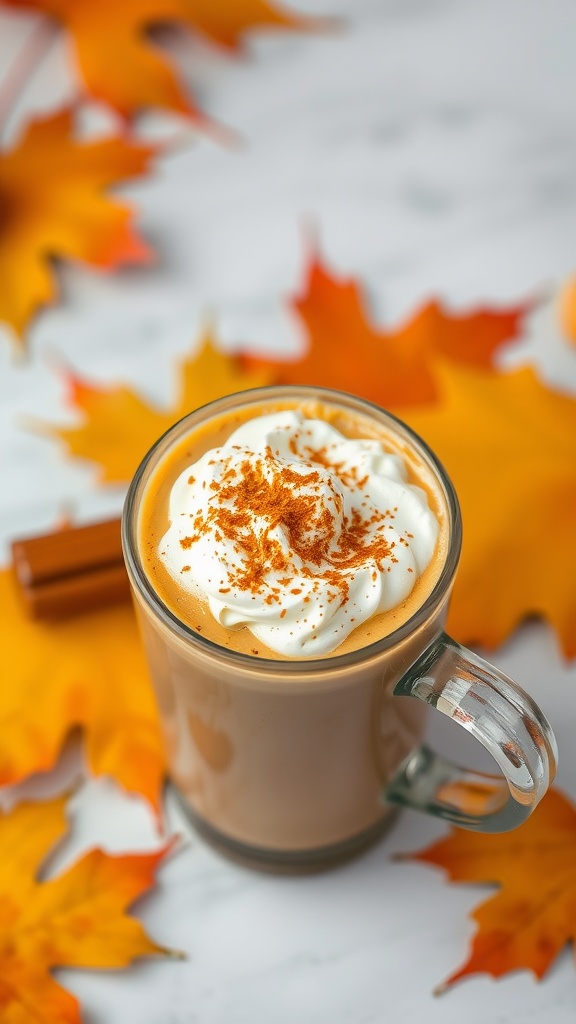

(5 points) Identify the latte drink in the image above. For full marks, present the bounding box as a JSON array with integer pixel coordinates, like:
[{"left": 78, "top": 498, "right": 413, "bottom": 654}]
[{"left": 123, "top": 387, "right": 455, "bottom": 866}]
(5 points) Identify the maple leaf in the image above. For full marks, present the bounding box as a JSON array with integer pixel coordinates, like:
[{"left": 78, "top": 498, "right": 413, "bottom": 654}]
[
  {"left": 404, "top": 362, "right": 576, "bottom": 656},
  {"left": 43, "top": 330, "right": 274, "bottom": 484},
  {"left": 0, "top": 796, "right": 176, "bottom": 1024},
  {"left": 3, "top": 0, "right": 204, "bottom": 124},
  {"left": 557, "top": 275, "right": 576, "bottom": 346},
  {"left": 178, "top": 0, "right": 329, "bottom": 52},
  {"left": 0, "top": 108, "right": 154, "bottom": 347},
  {"left": 243, "top": 251, "right": 531, "bottom": 408},
  {"left": 0, "top": 566, "right": 166, "bottom": 810},
  {"left": 3, "top": 0, "right": 323, "bottom": 123},
  {"left": 398, "top": 788, "right": 576, "bottom": 992}
]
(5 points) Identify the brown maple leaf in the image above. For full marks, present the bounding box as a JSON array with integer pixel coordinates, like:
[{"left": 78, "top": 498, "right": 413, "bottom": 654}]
[
  {"left": 0, "top": 796, "right": 177, "bottom": 1023},
  {"left": 0, "top": 566, "right": 166, "bottom": 811},
  {"left": 397, "top": 788, "right": 576, "bottom": 992},
  {"left": 404, "top": 362, "right": 576, "bottom": 657},
  {"left": 243, "top": 250, "right": 531, "bottom": 408},
  {"left": 3, "top": 0, "right": 325, "bottom": 122},
  {"left": 41, "top": 329, "right": 274, "bottom": 483},
  {"left": 0, "top": 108, "right": 154, "bottom": 347}
]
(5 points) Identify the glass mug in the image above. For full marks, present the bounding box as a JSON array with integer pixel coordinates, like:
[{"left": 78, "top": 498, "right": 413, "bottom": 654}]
[{"left": 122, "top": 386, "right": 557, "bottom": 869}]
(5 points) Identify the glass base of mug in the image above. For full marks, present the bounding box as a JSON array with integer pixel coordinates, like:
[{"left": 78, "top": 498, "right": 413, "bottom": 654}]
[{"left": 169, "top": 785, "right": 398, "bottom": 874}]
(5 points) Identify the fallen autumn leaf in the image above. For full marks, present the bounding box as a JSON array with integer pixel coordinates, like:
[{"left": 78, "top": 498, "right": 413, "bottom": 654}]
[
  {"left": 242, "top": 248, "right": 531, "bottom": 408},
  {"left": 2, "top": 0, "right": 327, "bottom": 122},
  {"left": 404, "top": 362, "right": 576, "bottom": 657},
  {"left": 0, "top": 795, "right": 178, "bottom": 1024},
  {"left": 43, "top": 330, "right": 273, "bottom": 483},
  {"left": 397, "top": 788, "right": 576, "bottom": 992},
  {"left": 0, "top": 108, "right": 154, "bottom": 348},
  {"left": 0, "top": 567, "right": 166, "bottom": 811}
]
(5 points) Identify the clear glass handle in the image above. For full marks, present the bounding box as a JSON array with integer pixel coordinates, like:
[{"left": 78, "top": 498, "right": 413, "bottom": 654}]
[{"left": 386, "top": 632, "right": 558, "bottom": 832}]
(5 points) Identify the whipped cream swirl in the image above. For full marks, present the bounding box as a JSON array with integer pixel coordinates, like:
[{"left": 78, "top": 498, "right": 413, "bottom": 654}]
[{"left": 159, "top": 411, "right": 439, "bottom": 657}]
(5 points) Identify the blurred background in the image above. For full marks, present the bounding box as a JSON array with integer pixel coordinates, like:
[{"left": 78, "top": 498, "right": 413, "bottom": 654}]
[
  {"left": 1, "top": 1, "right": 576, "bottom": 1021},
  {"left": 2, "top": 0, "right": 576, "bottom": 540}
]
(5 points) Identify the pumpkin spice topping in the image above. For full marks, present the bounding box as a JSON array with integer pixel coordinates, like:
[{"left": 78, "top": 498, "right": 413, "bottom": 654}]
[{"left": 158, "top": 410, "right": 440, "bottom": 657}]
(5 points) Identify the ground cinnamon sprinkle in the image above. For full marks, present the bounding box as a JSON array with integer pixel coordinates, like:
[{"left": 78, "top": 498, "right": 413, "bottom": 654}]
[
  {"left": 186, "top": 451, "right": 393, "bottom": 605},
  {"left": 304, "top": 445, "right": 371, "bottom": 491}
]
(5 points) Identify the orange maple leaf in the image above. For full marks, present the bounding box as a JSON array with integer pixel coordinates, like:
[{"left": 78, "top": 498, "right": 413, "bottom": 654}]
[
  {"left": 42, "top": 329, "right": 274, "bottom": 483},
  {"left": 398, "top": 788, "right": 576, "bottom": 992},
  {"left": 557, "top": 275, "right": 576, "bottom": 347},
  {"left": 0, "top": 109, "right": 154, "bottom": 346},
  {"left": 0, "top": 796, "right": 176, "bottom": 1023},
  {"left": 0, "top": 566, "right": 166, "bottom": 811},
  {"left": 404, "top": 362, "right": 576, "bottom": 656},
  {"left": 243, "top": 251, "right": 531, "bottom": 408},
  {"left": 3, "top": 0, "right": 324, "bottom": 122},
  {"left": 180, "top": 0, "right": 330, "bottom": 52}
]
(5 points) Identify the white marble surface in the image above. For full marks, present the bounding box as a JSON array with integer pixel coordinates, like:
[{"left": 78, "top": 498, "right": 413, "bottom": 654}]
[{"left": 1, "top": 1, "right": 576, "bottom": 1020}]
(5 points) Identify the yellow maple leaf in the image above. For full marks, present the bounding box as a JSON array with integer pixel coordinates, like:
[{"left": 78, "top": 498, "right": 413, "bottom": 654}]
[
  {"left": 0, "top": 796, "right": 176, "bottom": 1024},
  {"left": 43, "top": 330, "right": 274, "bottom": 483},
  {"left": 0, "top": 109, "right": 154, "bottom": 347},
  {"left": 405, "top": 362, "right": 576, "bottom": 656},
  {"left": 0, "top": 567, "right": 165, "bottom": 810}
]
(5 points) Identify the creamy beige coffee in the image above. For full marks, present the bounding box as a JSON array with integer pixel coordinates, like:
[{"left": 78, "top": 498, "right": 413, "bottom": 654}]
[
  {"left": 126, "top": 389, "right": 453, "bottom": 862},
  {"left": 139, "top": 397, "right": 447, "bottom": 661}
]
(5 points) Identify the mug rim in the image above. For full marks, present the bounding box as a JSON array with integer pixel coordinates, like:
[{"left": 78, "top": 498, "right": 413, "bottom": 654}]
[{"left": 122, "top": 385, "right": 462, "bottom": 674}]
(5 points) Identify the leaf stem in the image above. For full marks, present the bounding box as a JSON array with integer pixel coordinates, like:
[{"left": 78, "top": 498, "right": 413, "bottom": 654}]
[{"left": 0, "top": 15, "right": 58, "bottom": 144}]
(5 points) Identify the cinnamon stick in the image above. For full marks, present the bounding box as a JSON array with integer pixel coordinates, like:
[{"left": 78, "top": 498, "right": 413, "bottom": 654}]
[{"left": 11, "top": 517, "right": 131, "bottom": 620}]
